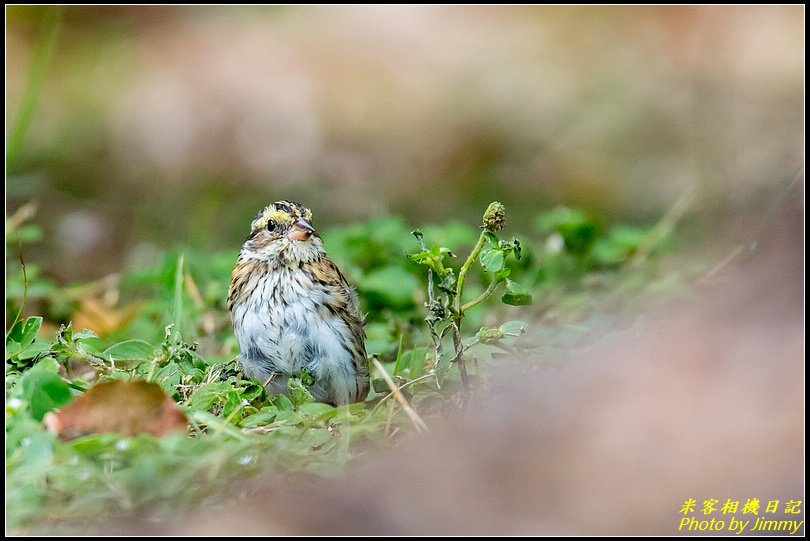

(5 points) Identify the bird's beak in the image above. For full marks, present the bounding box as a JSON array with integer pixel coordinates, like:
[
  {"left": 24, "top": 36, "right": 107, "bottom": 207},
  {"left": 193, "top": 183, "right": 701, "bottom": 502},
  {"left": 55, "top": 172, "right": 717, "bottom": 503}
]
[{"left": 288, "top": 218, "right": 315, "bottom": 241}]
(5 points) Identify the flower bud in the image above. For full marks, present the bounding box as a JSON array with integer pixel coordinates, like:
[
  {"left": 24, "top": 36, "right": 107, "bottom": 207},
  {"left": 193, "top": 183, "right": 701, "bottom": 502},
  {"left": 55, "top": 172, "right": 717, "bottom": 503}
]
[
  {"left": 483, "top": 201, "right": 506, "bottom": 232},
  {"left": 476, "top": 327, "right": 504, "bottom": 344}
]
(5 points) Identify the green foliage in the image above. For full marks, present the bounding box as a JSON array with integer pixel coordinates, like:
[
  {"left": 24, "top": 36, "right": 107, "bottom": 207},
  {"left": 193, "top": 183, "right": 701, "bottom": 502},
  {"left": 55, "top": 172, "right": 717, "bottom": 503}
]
[
  {"left": 288, "top": 377, "right": 315, "bottom": 408},
  {"left": 19, "top": 359, "right": 73, "bottom": 421},
  {"left": 408, "top": 202, "right": 535, "bottom": 390},
  {"left": 536, "top": 206, "right": 601, "bottom": 258},
  {"left": 534, "top": 205, "right": 668, "bottom": 273},
  {"left": 4, "top": 202, "right": 674, "bottom": 533},
  {"left": 6, "top": 316, "right": 48, "bottom": 373},
  {"left": 502, "top": 280, "right": 533, "bottom": 306},
  {"left": 103, "top": 340, "right": 156, "bottom": 362}
]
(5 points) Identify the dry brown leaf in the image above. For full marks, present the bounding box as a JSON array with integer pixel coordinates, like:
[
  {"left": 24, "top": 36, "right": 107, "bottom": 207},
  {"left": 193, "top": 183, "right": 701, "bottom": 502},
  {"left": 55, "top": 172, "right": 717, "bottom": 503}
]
[
  {"left": 44, "top": 380, "right": 187, "bottom": 440},
  {"left": 72, "top": 297, "right": 141, "bottom": 337}
]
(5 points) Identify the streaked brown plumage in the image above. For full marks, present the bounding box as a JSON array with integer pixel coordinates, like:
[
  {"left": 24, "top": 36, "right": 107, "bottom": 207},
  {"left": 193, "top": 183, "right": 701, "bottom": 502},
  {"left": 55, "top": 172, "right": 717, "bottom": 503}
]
[{"left": 228, "top": 201, "right": 368, "bottom": 405}]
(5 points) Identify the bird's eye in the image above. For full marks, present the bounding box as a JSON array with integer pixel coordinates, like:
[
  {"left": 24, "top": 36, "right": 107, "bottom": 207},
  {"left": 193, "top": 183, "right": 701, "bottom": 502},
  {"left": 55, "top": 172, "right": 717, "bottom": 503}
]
[{"left": 266, "top": 220, "right": 277, "bottom": 232}]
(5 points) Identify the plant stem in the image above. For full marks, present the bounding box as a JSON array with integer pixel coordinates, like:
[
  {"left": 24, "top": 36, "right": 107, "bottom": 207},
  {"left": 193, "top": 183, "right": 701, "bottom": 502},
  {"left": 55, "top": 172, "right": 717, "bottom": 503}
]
[
  {"left": 145, "top": 356, "right": 160, "bottom": 383},
  {"left": 453, "top": 233, "right": 486, "bottom": 315},
  {"left": 7, "top": 240, "right": 29, "bottom": 340},
  {"left": 416, "top": 232, "right": 445, "bottom": 370},
  {"left": 448, "top": 231, "right": 487, "bottom": 394},
  {"left": 461, "top": 278, "right": 500, "bottom": 312},
  {"left": 416, "top": 233, "right": 436, "bottom": 307},
  {"left": 450, "top": 322, "right": 470, "bottom": 394}
]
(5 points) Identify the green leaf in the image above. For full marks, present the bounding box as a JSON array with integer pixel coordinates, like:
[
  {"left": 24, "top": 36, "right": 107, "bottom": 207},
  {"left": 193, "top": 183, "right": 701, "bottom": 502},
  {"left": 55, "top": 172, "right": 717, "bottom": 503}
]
[
  {"left": 240, "top": 409, "right": 277, "bottom": 427},
  {"left": 222, "top": 390, "right": 244, "bottom": 419},
  {"left": 499, "top": 237, "right": 522, "bottom": 261},
  {"left": 462, "top": 335, "right": 479, "bottom": 349},
  {"left": 172, "top": 254, "right": 185, "bottom": 339},
  {"left": 79, "top": 339, "right": 107, "bottom": 359},
  {"left": 479, "top": 249, "right": 505, "bottom": 272},
  {"left": 499, "top": 320, "right": 528, "bottom": 336},
  {"left": 273, "top": 410, "right": 301, "bottom": 425},
  {"left": 19, "top": 317, "right": 43, "bottom": 349},
  {"left": 155, "top": 362, "right": 182, "bottom": 394},
  {"left": 481, "top": 231, "right": 499, "bottom": 245},
  {"left": 406, "top": 250, "right": 431, "bottom": 264},
  {"left": 501, "top": 280, "right": 533, "bottom": 306},
  {"left": 72, "top": 329, "right": 99, "bottom": 341},
  {"left": 17, "top": 340, "right": 51, "bottom": 360},
  {"left": 300, "top": 427, "right": 332, "bottom": 448},
  {"left": 18, "top": 431, "right": 55, "bottom": 469},
  {"left": 400, "top": 346, "right": 427, "bottom": 378},
  {"left": 298, "top": 402, "right": 337, "bottom": 420},
  {"left": 103, "top": 340, "right": 155, "bottom": 362},
  {"left": 494, "top": 267, "right": 511, "bottom": 282},
  {"left": 237, "top": 381, "right": 266, "bottom": 402},
  {"left": 274, "top": 394, "right": 294, "bottom": 411},
  {"left": 372, "top": 377, "right": 389, "bottom": 394},
  {"left": 6, "top": 319, "right": 24, "bottom": 345},
  {"left": 287, "top": 378, "right": 314, "bottom": 408},
  {"left": 6, "top": 340, "right": 23, "bottom": 358},
  {"left": 189, "top": 382, "right": 228, "bottom": 411},
  {"left": 20, "top": 359, "right": 73, "bottom": 421}
]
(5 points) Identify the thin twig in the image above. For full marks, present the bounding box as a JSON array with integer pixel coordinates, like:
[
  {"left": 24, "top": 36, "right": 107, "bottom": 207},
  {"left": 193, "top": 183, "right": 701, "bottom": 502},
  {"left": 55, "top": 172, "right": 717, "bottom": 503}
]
[
  {"left": 5, "top": 201, "right": 39, "bottom": 235},
  {"left": 372, "top": 358, "right": 428, "bottom": 434},
  {"left": 7, "top": 239, "right": 29, "bottom": 338},
  {"left": 184, "top": 272, "right": 205, "bottom": 310},
  {"left": 371, "top": 372, "right": 439, "bottom": 413},
  {"left": 699, "top": 168, "right": 803, "bottom": 285},
  {"left": 631, "top": 189, "right": 693, "bottom": 267},
  {"left": 699, "top": 244, "right": 747, "bottom": 283}
]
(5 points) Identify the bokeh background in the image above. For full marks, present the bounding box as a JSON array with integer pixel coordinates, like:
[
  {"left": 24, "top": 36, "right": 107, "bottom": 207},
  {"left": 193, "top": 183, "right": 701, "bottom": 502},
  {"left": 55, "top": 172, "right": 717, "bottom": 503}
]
[{"left": 6, "top": 5, "right": 804, "bottom": 282}]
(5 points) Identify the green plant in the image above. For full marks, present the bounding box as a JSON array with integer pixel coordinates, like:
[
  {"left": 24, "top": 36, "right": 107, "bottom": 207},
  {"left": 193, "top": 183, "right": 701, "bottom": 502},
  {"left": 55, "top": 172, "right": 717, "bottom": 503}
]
[{"left": 409, "top": 202, "right": 532, "bottom": 393}]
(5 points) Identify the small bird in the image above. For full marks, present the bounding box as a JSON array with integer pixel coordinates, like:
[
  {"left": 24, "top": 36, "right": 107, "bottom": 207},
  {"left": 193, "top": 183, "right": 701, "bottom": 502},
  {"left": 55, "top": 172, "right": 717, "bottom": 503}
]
[{"left": 228, "top": 200, "right": 368, "bottom": 406}]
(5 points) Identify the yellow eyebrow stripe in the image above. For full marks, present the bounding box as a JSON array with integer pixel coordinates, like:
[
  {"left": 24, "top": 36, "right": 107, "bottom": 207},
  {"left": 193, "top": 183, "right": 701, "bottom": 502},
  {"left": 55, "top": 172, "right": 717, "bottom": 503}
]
[{"left": 252, "top": 208, "right": 296, "bottom": 231}]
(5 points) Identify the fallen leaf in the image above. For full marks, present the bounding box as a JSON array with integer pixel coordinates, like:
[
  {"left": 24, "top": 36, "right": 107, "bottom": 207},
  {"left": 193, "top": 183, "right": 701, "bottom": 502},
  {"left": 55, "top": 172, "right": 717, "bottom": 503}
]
[
  {"left": 72, "top": 297, "right": 141, "bottom": 337},
  {"left": 44, "top": 380, "right": 187, "bottom": 440}
]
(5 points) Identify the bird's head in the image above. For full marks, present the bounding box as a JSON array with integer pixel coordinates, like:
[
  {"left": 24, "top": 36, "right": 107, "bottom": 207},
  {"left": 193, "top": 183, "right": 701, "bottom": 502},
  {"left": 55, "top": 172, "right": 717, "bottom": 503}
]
[{"left": 242, "top": 200, "right": 324, "bottom": 265}]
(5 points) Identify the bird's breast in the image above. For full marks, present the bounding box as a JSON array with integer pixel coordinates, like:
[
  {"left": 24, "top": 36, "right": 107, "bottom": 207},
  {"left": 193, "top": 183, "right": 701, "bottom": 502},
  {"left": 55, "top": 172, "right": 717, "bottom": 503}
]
[{"left": 232, "top": 268, "right": 356, "bottom": 397}]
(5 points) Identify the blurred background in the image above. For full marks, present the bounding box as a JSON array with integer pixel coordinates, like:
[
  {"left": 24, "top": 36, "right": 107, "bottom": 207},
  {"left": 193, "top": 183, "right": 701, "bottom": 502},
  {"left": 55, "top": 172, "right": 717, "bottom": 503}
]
[{"left": 7, "top": 5, "right": 804, "bottom": 283}]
